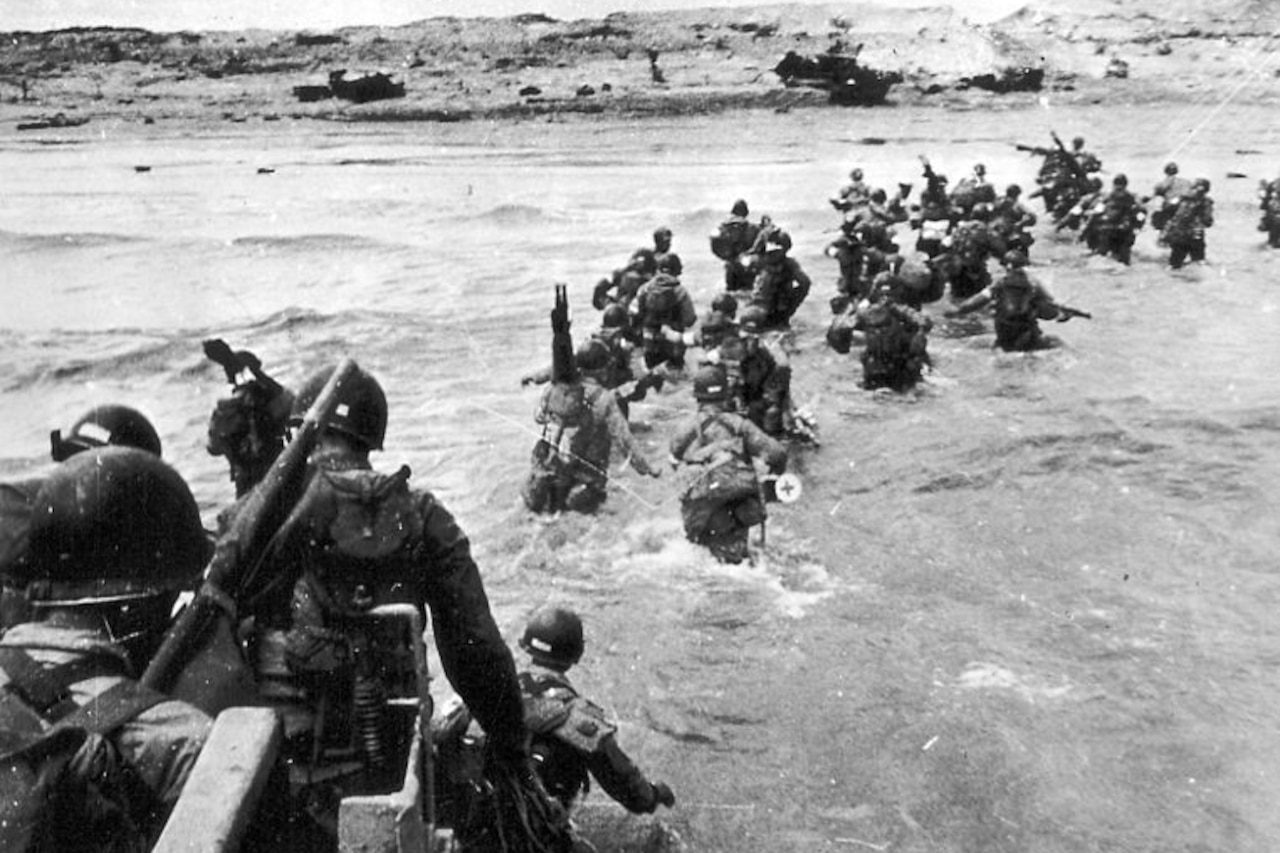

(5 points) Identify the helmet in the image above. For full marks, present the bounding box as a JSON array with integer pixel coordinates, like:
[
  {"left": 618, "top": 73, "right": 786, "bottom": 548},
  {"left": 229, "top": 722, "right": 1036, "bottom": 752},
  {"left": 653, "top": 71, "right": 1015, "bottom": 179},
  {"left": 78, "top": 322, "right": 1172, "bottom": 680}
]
[
  {"left": 1113, "top": 173, "right": 1128, "bottom": 187},
  {"left": 1002, "top": 250, "right": 1029, "bottom": 268},
  {"left": 653, "top": 226, "right": 673, "bottom": 249},
  {"left": 731, "top": 199, "right": 749, "bottom": 217},
  {"left": 574, "top": 339, "right": 609, "bottom": 373},
  {"left": 290, "top": 363, "right": 388, "bottom": 451},
  {"left": 974, "top": 163, "right": 986, "bottom": 176},
  {"left": 520, "top": 605, "right": 584, "bottom": 669},
  {"left": 602, "top": 303, "right": 629, "bottom": 328},
  {"left": 711, "top": 292, "right": 738, "bottom": 318},
  {"left": 1072, "top": 136, "right": 1085, "bottom": 149},
  {"left": 20, "top": 447, "right": 208, "bottom": 602},
  {"left": 851, "top": 168, "right": 864, "bottom": 180},
  {"left": 764, "top": 230, "right": 792, "bottom": 253},
  {"left": 692, "top": 363, "right": 731, "bottom": 403},
  {"left": 1193, "top": 177, "right": 1211, "bottom": 192},
  {"left": 1006, "top": 183, "right": 1022, "bottom": 197},
  {"left": 50, "top": 404, "right": 162, "bottom": 462},
  {"left": 1164, "top": 161, "right": 1179, "bottom": 175},
  {"left": 700, "top": 310, "right": 732, "bottom": 334},
  {"left": 870, "top": 188, "right": 887, "bottom": 203},
  {"left": 738, "top": 305, "right": 768, "bottom": 334},
  {"left": 657, "top": 253, "right": 682, "bottom": 276},
  {"left": 627, "top": 248, "right": 657, "bottom": 275}
]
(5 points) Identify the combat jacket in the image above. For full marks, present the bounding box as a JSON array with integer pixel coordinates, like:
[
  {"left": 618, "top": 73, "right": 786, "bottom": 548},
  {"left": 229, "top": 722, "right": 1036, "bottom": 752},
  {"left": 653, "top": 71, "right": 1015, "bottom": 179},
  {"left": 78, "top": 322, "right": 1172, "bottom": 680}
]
[
  {"left": 669, "top": 406, "right": 787, "bottom": 487},
  {"left": 242, "top": 446, "right": 527, "bottom": 755},
  {"left": 519, "top": 663, "right": 663, "bottom": 814},
  {"left": 535, "top": 379, "right": 647, "bottom": 487},
  {"left": 1165, "top": 194, "right": 1214, "bottom": 242},
  {"left": 0, "top": 623, "right": 211, "bottom": 816}
]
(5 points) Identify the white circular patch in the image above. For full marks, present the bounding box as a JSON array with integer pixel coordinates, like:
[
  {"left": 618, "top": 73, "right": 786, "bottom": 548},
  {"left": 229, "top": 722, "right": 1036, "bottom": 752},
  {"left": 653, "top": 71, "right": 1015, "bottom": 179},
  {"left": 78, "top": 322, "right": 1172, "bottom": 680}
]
[{"left": 773, "top": 472, "right": 802, "bottom": 503}]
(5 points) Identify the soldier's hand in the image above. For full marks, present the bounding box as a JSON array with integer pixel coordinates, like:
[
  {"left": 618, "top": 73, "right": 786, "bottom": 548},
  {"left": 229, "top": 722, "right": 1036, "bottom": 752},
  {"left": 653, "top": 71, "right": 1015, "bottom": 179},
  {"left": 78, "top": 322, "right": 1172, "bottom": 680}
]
[{"left": 653, "top": 781, "right": 675, "bottom": 809}]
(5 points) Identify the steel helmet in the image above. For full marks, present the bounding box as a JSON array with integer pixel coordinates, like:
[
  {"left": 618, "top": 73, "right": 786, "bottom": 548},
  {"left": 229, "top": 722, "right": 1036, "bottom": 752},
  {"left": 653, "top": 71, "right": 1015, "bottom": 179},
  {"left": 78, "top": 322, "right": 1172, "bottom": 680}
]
[
  {"left": 50, "top": 404, "right": 162, "bottom": 462},
  {"left": 1072, "top": 136, "right": 1085, "bottom": 149},
  {"left": 1002, "top": 250, "right": 1029, "bottom": 268},
  {"left": 1164, "top": 161, "right": 1179, "bottom": 175},
  {"left": 711, "top": 292, "right": 738, "bottom": 318},
  {"left": 1006, "top": 183, "right": 1022, "bottom": 197},
  {"left": 1193, "top": 177, "right": 1211, "bottom": 192},
  {"left": 692, "top": 363, "right": 731, "bottom": 403},
  {"left": 1113, "top": 173, "right": 1128, "bottom": 187},
  {"left": 657, "top": 253, "right": 683, "bottom": 276},
  {"left": 574, "top": 339, "right": 610, "bottom": 373},
  {"left": 601, "top": 303, "right": 629, "bottom": 329},
  {"left": 20, "top": 447, "right": 208, "bottom": 603},
  {"left": 290, "top": 363, "right": 388, "bottom": 451},
  {"left": 738, "top": 305, "right": 768, "bottom": 333},
  {"left": 520, "top": 605, "right": 584, "bottom": 669},
  {"left": 731, "top": 199, "right": 749, "bottom": 217}
]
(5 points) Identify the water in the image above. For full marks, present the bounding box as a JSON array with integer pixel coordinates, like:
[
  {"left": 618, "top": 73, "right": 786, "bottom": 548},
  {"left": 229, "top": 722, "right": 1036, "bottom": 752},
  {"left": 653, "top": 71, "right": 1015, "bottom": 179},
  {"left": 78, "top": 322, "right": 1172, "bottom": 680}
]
[{"left": 3, "top": 102, "right": 1279, "bottom": 852}]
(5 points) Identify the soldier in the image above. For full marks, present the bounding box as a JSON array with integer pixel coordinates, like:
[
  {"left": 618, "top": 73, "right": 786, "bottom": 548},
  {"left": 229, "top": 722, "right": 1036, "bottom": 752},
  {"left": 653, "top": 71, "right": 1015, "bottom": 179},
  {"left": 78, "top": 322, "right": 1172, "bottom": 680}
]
[
  {"left": 651, "top": 226, "right": 682, "bottom": 278},
  {"left": 1147, "top": 161, "right": 1193, "bottom": 235},
  {"left": 3, "top": 404, "right": 166, "bottom": 630},
  {"left": 946, "top": 250, "right": 1085, "bottom": 352},
  {"left": 632, "top": 254, "right": 698, "bottom": 372},
  {"left": 233, "top": 363, "right": 569, "bottom": 850},
  {"left": 1258, "top": 173, "right": 1280, "bottom": 248},
  {"left": 49, "top": 403, "right": 162, "bottom": 462},
  {"left": 748, "top": 230, "right": 812, "bottom": 330},
  {"left": 853, "top": 278, "right": 933, "bottom": 392},
  {"left": 524, "top": 340, "right": 659, "bottom": 515},
  {"left": 516, "top": 605, "right": 675, "bottom": 816},
  {"left": 939, "top": 206, "right": 1003, "bottom": 302},
  {"left": 0, "top": 447, "right": 212, "bottom": 852},
  {"left": 992, "top": 184, "right": 1037, "bottom": 257},
  {"left": 669, "top": 364, "right": 787, "bottom": 564},
  {"left": 709, "top": 199, "right": 762, "bottom": 292},
  {"left": 915, "top": 156, "right": 953, "bottom": 257},
  {"left": 1165, "top": 178, "right": 1215, "bottom": 269},
  {"left": 830, "top": 167, "right": 871, "bottom": 212},
  {"left": 949, "top": 163, "right": 996, "bottom": 219},
  {"left": 1090, "top": 174, "right": 1145, "bottom": 265},
  {"left": 203, "top": 340, "right": 296, "bottom": 498},
  {"left": 731, "top": 306, "right": 796, "bottom": 438}
]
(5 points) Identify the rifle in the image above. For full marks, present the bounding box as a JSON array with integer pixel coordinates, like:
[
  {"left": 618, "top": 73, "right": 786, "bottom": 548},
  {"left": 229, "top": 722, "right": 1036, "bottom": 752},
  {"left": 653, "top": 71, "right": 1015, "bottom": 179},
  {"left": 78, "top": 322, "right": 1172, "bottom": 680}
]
[
  {"left": 1015, "top": 143, "right": 1053, "bottom": 156},
  {"left": 550, "top": 283, "right": 577, "bottom": 384},
  {"left": 142, "top": 358, "right": 360, "bottom": 695},
  {"left": 1056, "top": 305, "right": 1092, "bottom": 322},
  {"left": 1050, "top": 131, "right": 1090, "bottom": 186}
]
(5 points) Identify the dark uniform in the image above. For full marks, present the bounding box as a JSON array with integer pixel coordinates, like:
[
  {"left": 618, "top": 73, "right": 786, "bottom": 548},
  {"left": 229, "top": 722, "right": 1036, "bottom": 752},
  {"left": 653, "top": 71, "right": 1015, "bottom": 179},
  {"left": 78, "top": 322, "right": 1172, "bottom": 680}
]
[
  {"left": 632, "top": 257, "right": 698, "bottom": 371},
  {"left": 236, "top": 365, "right": 551, "bottom": 849},
  {"left": 748, "top": 231, "right": 811, "bottom": 329},
  {"left": 524, "top": 342, "right": 658, "bottom": 515},
  {"left": 854, "top": 294, "right": 933, "bottom": 392},
  {"left": 669, "top": 365, "right": 787, "bottom": 564},
  {"left": 1091, "top": 175, "right": 1144, "bottom": 264},
  {"left": 1165, "top": 179, "right": 1215, "bottom": 268},
  {"left": 947, "top": 252, "right": 1064, "bottom": 352},
  {"left": 0, "top": 448, "right": 211, "bottom": 853},
  {"left": 710, "top": 200, "right": 762, "bottom": 292}
]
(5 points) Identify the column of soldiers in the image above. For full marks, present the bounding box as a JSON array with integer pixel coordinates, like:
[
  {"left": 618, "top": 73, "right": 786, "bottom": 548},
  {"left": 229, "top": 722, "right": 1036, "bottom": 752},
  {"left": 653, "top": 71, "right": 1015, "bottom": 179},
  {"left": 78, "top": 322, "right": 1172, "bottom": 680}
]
[{"left": 1, "top": 349, "right": 674, "bottom": 853}]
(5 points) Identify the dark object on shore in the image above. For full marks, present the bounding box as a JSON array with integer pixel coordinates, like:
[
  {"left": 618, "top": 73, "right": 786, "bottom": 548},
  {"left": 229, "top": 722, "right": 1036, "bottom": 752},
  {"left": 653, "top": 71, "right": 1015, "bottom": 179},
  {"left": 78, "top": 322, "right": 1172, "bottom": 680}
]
[
  {"left": 774, "top": 48, "right": 901, "bottom": 105},
  {"left": 291, "top": 70, "right": 406, "bottom": 104},
  {"left": 17, "top": 112, "right": 89, "bottom": 131},
  {"left": 134, "top": 165, "right": 151, "bottom": 173},
  {"left": 957, "top": 66, "right": 1045, "bottom": 94}
]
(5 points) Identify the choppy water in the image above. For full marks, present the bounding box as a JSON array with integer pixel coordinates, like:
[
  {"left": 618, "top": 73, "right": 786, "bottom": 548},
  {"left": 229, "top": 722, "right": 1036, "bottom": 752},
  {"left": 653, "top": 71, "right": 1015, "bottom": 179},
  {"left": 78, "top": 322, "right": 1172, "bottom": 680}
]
[{"left": 3, "top": 102, "right": 1279, "bottom": 852}]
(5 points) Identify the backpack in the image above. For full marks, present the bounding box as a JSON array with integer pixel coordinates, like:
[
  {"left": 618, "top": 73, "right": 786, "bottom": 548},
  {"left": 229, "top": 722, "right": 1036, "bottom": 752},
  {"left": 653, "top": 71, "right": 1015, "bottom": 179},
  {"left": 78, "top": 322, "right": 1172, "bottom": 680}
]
[
  {"left": 0, "top": 648, "right": 167, "bottom": 853},
  {"left": 860, "top": 305, "right": 911, "bottom": 374},
  {"left": 638, "top": 277, "right": 683, "bottom": 329}
]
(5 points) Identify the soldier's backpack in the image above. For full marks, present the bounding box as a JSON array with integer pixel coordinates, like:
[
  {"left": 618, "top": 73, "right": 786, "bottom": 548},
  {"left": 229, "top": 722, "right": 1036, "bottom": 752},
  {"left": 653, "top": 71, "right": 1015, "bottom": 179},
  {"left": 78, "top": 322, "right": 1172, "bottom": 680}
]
[
  {"left": 637, "top": 276, "right": 683, "bottom": 329},
  {"left": 860, "top": 305, "right": 911, "bottom": 376},
  {"left": 0, "top": 648, "right": 168, "bottom": 853}
]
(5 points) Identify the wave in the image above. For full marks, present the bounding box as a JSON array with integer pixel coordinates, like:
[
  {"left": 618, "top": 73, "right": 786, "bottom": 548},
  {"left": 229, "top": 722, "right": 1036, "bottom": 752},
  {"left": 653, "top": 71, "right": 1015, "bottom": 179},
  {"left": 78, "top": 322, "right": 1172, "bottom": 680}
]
[
  {"left": 227, "top": 233, "right": 396, "bottom": 253},
  {"left": 0, "top": 229, "right": 142, "bottom": 252}
]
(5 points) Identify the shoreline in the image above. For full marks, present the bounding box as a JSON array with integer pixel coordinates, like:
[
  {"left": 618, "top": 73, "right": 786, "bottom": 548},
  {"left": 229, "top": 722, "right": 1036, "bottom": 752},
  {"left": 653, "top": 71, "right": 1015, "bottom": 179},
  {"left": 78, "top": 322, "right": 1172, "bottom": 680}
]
[{"left": 2, "top": 2, "right": 1276, "bottom": 131}]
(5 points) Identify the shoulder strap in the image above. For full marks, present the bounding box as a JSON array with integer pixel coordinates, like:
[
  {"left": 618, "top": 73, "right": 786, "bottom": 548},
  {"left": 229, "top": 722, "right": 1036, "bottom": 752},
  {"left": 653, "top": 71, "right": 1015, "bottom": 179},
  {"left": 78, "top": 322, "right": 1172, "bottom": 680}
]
[
  {"left": 0, "top": 647, "right": 130, "bottom": 722},
  {"left": 54, "top": 680, "right": 168, "bottom": 737}
]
